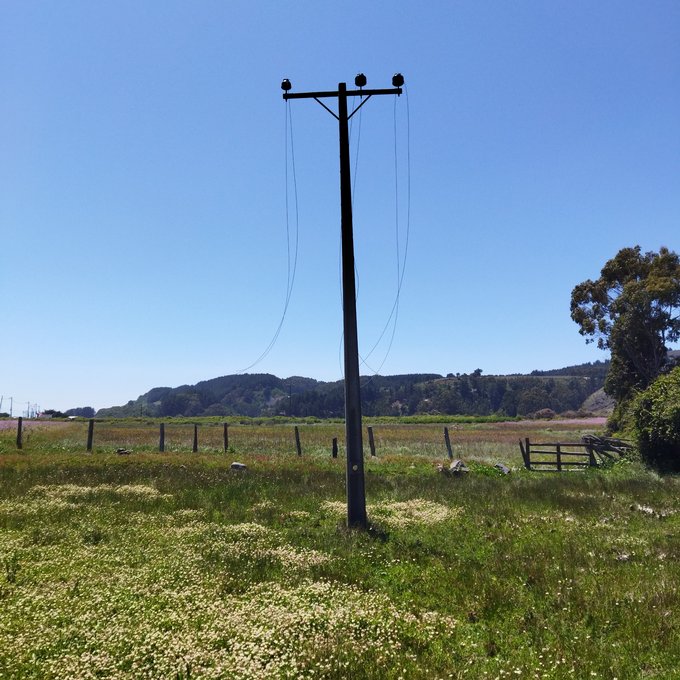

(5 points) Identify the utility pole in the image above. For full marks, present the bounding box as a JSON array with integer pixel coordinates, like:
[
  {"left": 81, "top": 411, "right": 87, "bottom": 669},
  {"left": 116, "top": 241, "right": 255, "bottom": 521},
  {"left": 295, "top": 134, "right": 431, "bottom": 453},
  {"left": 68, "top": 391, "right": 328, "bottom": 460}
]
[{"left": 282, "top": 73, "right": 404, "bottom": 529}]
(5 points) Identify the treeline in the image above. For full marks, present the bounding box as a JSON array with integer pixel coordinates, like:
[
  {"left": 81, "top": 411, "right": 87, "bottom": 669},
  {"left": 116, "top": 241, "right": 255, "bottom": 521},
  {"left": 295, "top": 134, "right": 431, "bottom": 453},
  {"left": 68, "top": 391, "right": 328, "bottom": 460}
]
[
  {"left": 530, "top": 361, "right": 610, "bottom": 380},
  {"left": 96, "top": 362, "right": 609, "bottom": 419},
  {"left": 40, "top": 407, "right": 96, "bottom": 419},
  {"left": 400, "top": 373, "right": 602, "bottom": 418}
]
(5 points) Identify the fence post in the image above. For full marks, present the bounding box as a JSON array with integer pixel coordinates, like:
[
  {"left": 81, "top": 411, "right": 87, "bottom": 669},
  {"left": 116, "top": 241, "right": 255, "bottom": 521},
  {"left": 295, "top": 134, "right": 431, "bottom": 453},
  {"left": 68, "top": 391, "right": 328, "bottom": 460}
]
[
  {"left": 519, "top": 439, "right": 530, "bottom": 469},
  {"left": 16, "top": 417, "right": 23, "bottom": 450},
  {"left": 332, "top": 437, "right": 338, "bottom": 458},
  {"left": 587, "top": 445, "right": 597, "bottom": 467},
  {"left": 525, "top": 438, "right": 531, "bottom": 468},
  {"left": 367, "top": 426, "right": 376, "bottom": 457},
  {"left": 294, "top": 425, "right": 302, "bottom": 456},
  {"left": 159, "top": 423, "right": 165, "bottom": 452},
  {"left": 444, "top": 427, "right": 453, "bottom": 459},
  {"left": 193, "top": 425, "right": 198, "bottom": 453},
  {"left": 556, "top": 443, "right": 562, "bottom": 472},
  {"left": 86, "top": 419, "right": 94, "bottom": 452},
  {"left": 223, "top": 423, "right": 229, "bottom": 452}
]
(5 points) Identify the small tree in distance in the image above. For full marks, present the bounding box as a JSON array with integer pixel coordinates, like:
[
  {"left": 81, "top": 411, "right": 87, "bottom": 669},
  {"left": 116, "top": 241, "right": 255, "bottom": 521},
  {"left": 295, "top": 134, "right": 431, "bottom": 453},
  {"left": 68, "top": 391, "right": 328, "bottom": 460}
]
[{"left": 570, "top": 245, "right": 680, "bottom": 403}]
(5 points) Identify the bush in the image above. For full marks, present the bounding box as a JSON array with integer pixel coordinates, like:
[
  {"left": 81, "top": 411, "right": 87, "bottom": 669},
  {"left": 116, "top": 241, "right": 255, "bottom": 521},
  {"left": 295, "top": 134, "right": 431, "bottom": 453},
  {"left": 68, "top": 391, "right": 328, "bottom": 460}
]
[
  {"left": 633, "top": 366, "right": 680, "bottom": 471},
  {"left": 530, "top": 408, "right": 556, "bottom": 420}
]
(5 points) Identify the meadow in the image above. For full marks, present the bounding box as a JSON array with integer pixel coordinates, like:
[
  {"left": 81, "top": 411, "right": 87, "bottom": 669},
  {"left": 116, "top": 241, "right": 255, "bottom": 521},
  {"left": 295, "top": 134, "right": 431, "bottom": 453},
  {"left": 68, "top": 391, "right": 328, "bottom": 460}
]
[{"left": 0, "top": 419, "right": 678, "bottom": 679}]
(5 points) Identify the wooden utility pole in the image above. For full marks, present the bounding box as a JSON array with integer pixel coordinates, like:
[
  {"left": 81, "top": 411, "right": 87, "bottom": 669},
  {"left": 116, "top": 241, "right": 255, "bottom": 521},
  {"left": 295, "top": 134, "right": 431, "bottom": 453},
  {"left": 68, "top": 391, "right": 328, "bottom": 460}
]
[{"left": 282, "top": 74, "right": 404, "bottom": 528}]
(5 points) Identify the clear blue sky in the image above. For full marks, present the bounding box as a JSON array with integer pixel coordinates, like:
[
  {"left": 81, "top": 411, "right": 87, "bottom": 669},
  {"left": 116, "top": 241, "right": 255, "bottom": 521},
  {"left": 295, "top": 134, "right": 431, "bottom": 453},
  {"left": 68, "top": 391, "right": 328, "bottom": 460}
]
[{"left": 2, "top": 1, "right": 679, "bottom": 413}]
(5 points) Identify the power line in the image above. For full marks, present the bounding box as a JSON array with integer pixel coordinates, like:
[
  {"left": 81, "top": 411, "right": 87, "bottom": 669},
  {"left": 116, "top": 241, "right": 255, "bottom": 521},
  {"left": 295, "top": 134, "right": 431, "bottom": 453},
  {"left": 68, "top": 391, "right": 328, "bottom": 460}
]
[
  {"left": 359, "top": 87, "right": 411, "bottom": 384},
  {"left": 237, "top": 100, "right": 300, "bottom": 372},
  {"left": 337, "top": 87, "right": 412, "bottom": 384}
]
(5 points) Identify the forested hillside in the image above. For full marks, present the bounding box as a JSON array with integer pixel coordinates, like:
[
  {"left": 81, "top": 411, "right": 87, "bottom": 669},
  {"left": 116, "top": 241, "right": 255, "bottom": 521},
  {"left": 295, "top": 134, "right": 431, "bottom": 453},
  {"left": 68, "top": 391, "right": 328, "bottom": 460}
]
[{"left": 96, "top": 361, "right": 610, "bottom": 418}]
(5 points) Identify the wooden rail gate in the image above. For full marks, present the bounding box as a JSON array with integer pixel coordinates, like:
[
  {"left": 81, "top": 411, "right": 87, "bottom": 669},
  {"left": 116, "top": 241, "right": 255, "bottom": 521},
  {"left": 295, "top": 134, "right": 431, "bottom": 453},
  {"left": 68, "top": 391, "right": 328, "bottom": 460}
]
[
  {"left": 519, "top": 435, "right": 632, "bottom": 471},
  {"left": 519, "top": 438, "right": 597, "bottom": 471}
]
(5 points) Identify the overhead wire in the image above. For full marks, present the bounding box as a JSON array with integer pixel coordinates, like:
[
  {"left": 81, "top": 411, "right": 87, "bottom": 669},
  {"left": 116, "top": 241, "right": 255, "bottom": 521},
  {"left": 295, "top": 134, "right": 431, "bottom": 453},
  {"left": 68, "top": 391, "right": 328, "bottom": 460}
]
[
  {"left": 358, "top": 86, "right": 411, "bottom": 386},
  {"left": 237, "top": 101, "right": 299, "bottom": 373},
  {"left": 336, "top": 87, "right": 412, "bottom": 384}
]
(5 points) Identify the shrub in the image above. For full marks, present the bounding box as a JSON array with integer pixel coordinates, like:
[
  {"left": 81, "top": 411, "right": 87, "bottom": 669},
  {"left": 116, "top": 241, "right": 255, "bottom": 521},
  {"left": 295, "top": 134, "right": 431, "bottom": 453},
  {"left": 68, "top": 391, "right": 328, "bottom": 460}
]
[
  {"left": 531, "top": 408, "right": 557, "bottom": 420},
  {"left": 633, "top": 366, "right": 680, "bottom": 471}
]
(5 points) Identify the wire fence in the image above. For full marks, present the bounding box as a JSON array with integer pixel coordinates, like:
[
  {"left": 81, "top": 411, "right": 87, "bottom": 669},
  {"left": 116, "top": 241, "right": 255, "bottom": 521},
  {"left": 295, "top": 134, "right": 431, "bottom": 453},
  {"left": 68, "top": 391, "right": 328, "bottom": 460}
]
[{"left": 0, "top": 418, "right": 601, "bottom": 467}]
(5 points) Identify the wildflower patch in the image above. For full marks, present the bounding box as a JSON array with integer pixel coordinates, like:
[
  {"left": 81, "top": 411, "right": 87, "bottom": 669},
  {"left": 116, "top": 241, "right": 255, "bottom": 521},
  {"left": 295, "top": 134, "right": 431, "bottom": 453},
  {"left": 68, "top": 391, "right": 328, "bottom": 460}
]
[{"left": 323, "top": 498, "right": 458, "bottom": 529}]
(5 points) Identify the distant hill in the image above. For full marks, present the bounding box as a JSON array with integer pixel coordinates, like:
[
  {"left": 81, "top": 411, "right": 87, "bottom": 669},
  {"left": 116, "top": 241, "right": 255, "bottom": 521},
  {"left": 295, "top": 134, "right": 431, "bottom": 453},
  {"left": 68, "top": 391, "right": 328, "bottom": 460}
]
[
  {"left": 581, "top": 388, "right": 616, "bottom": 416},
  {"left": 96, "top": 361, "right": 611, "bottom": 419}
]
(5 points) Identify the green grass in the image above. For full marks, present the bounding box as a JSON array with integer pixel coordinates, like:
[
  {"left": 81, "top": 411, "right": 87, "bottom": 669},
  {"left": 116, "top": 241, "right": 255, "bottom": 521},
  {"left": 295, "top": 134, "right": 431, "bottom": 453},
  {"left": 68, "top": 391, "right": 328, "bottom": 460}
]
[{"left": 1, "top": 421, "right": 679, "bottom": 678}]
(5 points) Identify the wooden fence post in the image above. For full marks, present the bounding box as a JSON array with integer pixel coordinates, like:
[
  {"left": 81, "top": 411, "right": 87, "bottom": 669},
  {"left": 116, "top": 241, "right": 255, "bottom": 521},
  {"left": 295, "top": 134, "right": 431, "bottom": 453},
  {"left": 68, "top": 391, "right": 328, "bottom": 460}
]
[
  {"left": 519, "top": 439, "right": 529, "bottom": 469},
  {"left": 86, "top": 419, "right": 94, "bottom": 452},
  {"left": 294, "top": 425, "right": 302, "bottom": 456},
  {"left": 587, "top": 444, "right": 597, "bottom": 467},
  {"left": 223, "top": 423, "right": 229, "bottom": 452},
  {"left": 193, "top": 425, "right": 198, "bottom": 453},
  {"left": 444, "top": 427, "right": 453, "bottom": 459},
  {"left": 159, "top": 423, "right": 165, "bottom": 452},
  {"left": 332, "top": 437, "right": 338, "bottom": 458},
  {"left": 367, "top": 426, "right": 376, "bottom": 457},
  {"left": 556, "top": 443, "right": 562, "bottom": 472},
  {"left": 16, "top": 417, "right": 23, "bottom": 450},
  {"left": 525, "top": 438, "right": 531, "bottom": 468}
]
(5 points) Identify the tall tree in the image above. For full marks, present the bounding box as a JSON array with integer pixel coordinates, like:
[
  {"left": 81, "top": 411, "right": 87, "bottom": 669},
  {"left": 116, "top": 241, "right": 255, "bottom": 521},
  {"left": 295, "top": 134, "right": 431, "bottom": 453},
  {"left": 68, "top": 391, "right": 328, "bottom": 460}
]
[{"left": 570, "top": 246, "right": 680, "bottom": 400}]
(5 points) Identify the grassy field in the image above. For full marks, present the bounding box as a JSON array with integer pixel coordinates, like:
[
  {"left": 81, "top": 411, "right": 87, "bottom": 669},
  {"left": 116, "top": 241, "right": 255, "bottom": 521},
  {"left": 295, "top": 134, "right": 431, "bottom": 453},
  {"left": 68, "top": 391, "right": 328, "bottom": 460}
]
[
  {"left": 0, "top": 417, "right": 607, "bottom": 464},
  {"left": 1, "top": 419, "right": 679, "bottom": 678}
]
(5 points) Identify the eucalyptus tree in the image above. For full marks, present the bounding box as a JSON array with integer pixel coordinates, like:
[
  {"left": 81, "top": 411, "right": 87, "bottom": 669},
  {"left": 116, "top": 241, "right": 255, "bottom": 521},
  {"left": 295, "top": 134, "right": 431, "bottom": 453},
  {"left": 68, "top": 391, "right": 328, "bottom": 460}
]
[{"left": 570, "top": 246, "right": 680, "bottom": 401}]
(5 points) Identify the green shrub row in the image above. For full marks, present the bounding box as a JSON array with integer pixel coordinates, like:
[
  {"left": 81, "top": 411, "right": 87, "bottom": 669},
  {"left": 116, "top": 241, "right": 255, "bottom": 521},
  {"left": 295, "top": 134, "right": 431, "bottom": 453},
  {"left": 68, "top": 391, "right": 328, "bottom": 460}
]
[{"left": 633, "top": 366, "right": 680, "bottom": 472}]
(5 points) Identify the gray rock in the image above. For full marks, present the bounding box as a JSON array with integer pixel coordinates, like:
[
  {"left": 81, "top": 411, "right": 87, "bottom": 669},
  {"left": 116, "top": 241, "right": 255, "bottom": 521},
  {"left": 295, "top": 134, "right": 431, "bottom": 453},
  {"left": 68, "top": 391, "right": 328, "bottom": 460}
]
[
  {"left": 437, "top": 459, "right": 468, "bottom": 476},
  {"left": 230, "top": 462, "right": 247, "bottom": 471},
  {"left": 450, "top": 459, "right": 469, "bottom": 474}
]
